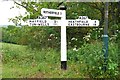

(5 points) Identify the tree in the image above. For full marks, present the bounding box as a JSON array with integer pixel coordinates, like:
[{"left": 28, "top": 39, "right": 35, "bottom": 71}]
[{"left": 7, "top": 1, "right": 120, "bottom": 48}]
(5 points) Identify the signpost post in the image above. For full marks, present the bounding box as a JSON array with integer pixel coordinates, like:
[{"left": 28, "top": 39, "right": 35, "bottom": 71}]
[
  {"left": 28, "top": 8, "right": 100, "bottom": 70},
  {"left": 59, "top": 6, "right": 67, "bottom": 70}
]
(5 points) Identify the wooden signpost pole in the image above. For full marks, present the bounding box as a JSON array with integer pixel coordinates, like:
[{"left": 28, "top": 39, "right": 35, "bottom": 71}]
[{"left": 60, "top": 6, "right": 67, "bottom": 70}]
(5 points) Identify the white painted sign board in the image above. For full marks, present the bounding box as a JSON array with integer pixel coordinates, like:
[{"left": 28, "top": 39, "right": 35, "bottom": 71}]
[
  {"left": 28, "top": 19, "right": 99, "bottom": 27},
  {"left": 28, "top": 19, "right": 62, "bottom": 26},
  {"left": 41, "top": 8, "right": 64, "bottom": 17},
  {"left": 66, "top": 19, "right": 99, "bottom": 27}
]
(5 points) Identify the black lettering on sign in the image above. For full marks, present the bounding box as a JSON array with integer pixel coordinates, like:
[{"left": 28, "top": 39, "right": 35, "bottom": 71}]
[
  {"left": 86, "top": 20, "right": 88, "bottom": 23},
  {"left": 68, "top": 23, "right": 70, "bottom": 26},
  {"left": 81, "top": 21, "right": 84, "bottom": 23},
  {"left": 60, "top": 12, "right": 62, "bottom": 15},
  {"left": 43, "top": 10, "right": 62, "bottom": 15},
  {"left": 43, "top": 11, "right": 45, "bottom": 13},
  {"left": 47, "top": 23, "right": 49, "bottom": 26}
]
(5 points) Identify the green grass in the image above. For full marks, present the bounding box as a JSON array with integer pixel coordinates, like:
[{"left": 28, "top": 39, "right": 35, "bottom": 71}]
[
  {"left": 1, "top": 42, "right": 119, "bottom": 78},
  {"left": 1, "top": 43, "right": 84, "bottom": 78}
]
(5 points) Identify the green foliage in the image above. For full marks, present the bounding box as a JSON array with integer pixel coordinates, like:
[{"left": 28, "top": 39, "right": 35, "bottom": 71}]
[
  {"left": 2, "top": 26, "right": 60, "bottom": 49},
  {"left": 68, "top": 42, "right": 119, "bottom": 78},
  {"left": 117, "top": 31, "right": 120, "bottom": 78},
  {"left": 2, "top": 25, "right": 19, "bottom": 44},
  {"left": 27, "top": 26, "right": 60, "bottom": 49},
  {"left": 109, "top": 23, "right": 120, "bottom": 42},
  {"left": 2, "top": 25, "right": 29, "bottom": 45}
]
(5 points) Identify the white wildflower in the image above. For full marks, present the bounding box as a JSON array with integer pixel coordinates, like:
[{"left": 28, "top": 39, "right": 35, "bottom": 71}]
[
  {"left": 68, "top": 42, "right": 71, "bottom": 44},
  {"left": 55, "top": 37, "right": 58, "bottom": 39},
  {"left": 48, "top": 39, "right": 51, "bottom": 41},
  {"left": 50, "top": 34, "right": 55, "bottom": 37},
  {"left": 75, "top": 38, "right": 78, "bottom": 41},
  {"left": 73, "top": 47, "right": 78, "bottom": 51},
  {"left": 71, "top": 37, "right": 76, "bottom": 40}
]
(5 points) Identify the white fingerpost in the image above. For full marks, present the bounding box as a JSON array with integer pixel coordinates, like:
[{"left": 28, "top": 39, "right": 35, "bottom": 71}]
[
  {"left": 28, "top": 8, "right": 100, "bottom": 70},
  {"left": 60, "top": 10, "right": 67, "bottom": 70}
]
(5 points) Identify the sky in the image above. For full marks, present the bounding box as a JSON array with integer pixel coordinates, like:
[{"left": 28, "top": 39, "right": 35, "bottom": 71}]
[{"left": 0, "top": 1, "right": 26, "bottom": 25}]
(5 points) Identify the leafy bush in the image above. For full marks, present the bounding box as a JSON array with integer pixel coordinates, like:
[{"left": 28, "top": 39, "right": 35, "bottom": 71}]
[
  {"left": 2, "top": 26, "right": 61, "bottom": 49},
  {"left": 26, "top": 26, "right": 61, "bottom": 49},
  {"left": 68, "top": 42, "right": 119, "bottom": 78},
  {"left": 2, "top": 25, "right": 99, "bottom": 50}
]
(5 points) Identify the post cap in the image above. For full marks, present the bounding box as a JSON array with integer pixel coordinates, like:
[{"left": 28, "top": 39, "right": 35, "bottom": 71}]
[{"left": 59, "top": 5, "right": 67, "bottom": 10}]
